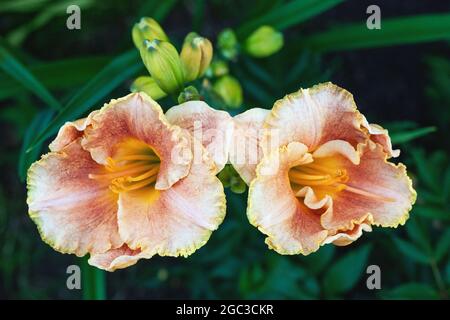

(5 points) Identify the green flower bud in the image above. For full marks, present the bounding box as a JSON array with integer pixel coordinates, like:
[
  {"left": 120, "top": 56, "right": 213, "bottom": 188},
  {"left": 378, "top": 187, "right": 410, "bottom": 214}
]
[
  {"left": 177, "top": 86, "right": 201, "bottom": 104},
  {"left": 244, "top": 25, "right": 283, "bottom": 58},
  {"left": 217, "top": 165, "right": 247, "bottom": 194},
  {"left": 208, "top": 59, "right": 229, "bottom": 78},
  {"left": 180, "top": 32, "right": 213, "bottom": 82},
  {"left": 132, "top": 17, "right": 169, "bottom": 50},
  {"left": 217, "top": 165, "right": 232, "bottom": 188},
  {"left": 217, "top": 28, "right": 238, "bottom": 60},
  {"left": 140, "top": 39, "right": 185, "bottom": 95},
  {"left": 213, "top": 75, "right": 243, "bottom": 109},
  {"left": 230, "top": 175, "right": 246, "bottom": 194},
  {"left": 130, "top": 76, "right": 167, "bottom": 100}
]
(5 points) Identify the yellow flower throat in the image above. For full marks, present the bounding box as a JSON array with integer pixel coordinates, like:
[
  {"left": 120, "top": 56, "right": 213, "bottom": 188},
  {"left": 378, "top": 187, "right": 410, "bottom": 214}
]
[
  {"left": 289, "top": 157, "right": 348, "bottom": 198},
  {"left": 89, "top": 139, "right": 161, "bottom": 193},
  {"left": 289, "top": 156, "right": 394, "bottom": 201}
]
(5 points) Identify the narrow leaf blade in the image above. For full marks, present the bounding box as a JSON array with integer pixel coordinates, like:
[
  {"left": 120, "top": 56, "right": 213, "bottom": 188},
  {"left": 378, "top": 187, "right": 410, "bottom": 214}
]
[
  {"left": 0, "top": 44, "right": 61, "bottom": 110},
  {"left": 27, "top": 50, "right": 141, "bottom": 152},
  {"left": 304, "top": 13, "right": 450, "bottom": 52}
]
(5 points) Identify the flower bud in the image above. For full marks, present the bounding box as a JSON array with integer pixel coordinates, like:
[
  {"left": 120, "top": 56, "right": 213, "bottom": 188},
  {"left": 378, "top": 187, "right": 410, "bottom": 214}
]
[
  {"left": 244, "top": 25, "right": 283, "bottom": 58},
  {"left": 217, "top": 165, "right": 246, "bottom": 194},
  {"left": 140, "top": 39, "right": 185, "bottom": 95},
  {"left": 130, "top": 76, "right": 167, "bottom": 100},
  {"left": 207, "top": 59, "right": 229, "bottom": 78},
  {"left": 217, "top": 28, "right": 238, "bottom": 60},
  {"left": 180, "top": 32, "right": 213, "bottom": 82},
  {"left": 132, "top": 17, "right": 169, "bottom": 50},
  {"left": 213, "top": 75, "right": 243, "bottom": 109},
  {"left": 177, "top": 86, "right": 201, "bottom": 104}
]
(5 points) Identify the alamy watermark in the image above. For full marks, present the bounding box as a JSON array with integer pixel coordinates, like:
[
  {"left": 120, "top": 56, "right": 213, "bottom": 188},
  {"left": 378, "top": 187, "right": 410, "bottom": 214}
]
[
  {"left": 66, "top": 265, "right": 81, "bottom": 290},
  {"left": 66, "top": 5, "right": 81, "bottom": 30},
  {"left": 366, "top": 5, "right": 381, "bottom": 30},
  {"left": 366, "top": 264, "right": 381, "bottom": 290}
]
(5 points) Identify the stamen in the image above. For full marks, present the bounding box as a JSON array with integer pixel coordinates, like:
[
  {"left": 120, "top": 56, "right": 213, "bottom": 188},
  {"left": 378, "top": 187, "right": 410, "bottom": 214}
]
[
  {"left": 111, "top": 174, "right": 158, "bottom": 192},
  {"left": 89, "top": 164, "right": 155, "bottom": 181},
  {"left": 89, "top": 139, "right": 161, "bottom": 193},
  {"left": 342, "top": 185, "right": 395, "bottom": 202},
  {"left": 289, "top": 171, "right": 331, "bottom": 181},
  {"left": 127, "top": 165, "right": 159, "bottom": 182},
  {"left": 115, "top": 154, "right": 160, "bottom": 162},
  {"left": 305, "top": 163, "right": 338, "bottom": 174}
]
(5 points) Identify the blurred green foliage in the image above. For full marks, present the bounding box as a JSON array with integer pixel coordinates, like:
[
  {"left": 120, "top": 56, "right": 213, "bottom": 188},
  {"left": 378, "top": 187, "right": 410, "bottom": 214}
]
[{"left": 0, "top": 0, "right": 449, "bottom": 299}]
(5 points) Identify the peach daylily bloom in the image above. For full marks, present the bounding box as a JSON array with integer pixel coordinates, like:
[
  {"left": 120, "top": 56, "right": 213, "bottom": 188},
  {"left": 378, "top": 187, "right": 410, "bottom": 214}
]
[
  {"left": 165, "top": 100, "right": 270, "bottom": 184},
  {"left": 27, "top": 93, "right": 226, "bottom": 271},
  {"left": 247, "top": 82, "right": 416, "bottom": 255}
]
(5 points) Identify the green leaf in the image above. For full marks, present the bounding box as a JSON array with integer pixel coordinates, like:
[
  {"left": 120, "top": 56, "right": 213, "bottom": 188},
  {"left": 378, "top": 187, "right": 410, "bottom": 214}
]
[
  {"left": 6, "top": 0, "right": 95, "bottom": 46},
  {"left": 393, "top": 237, "right": 430, "bottom": 264},
  {"left": 18, "top": 110, "right": 54, "bottom": 181},
  {"left": 384, "top": 120, "right": 418, "bottom": 132},
  {"left": 0, "top": 44, "right": 61, "bottom": 110},
  {"left": 27, "top": 50, "right": 141, "bottom": 152},
  {"left": 0, "top": 0, "right": 49, "bottom": 13},
  {"left": 237, "top": 0, "right": 344, "bottom": 37},
  {"left": 232, "top": 67, "right": 273, "bottom": 106},
  {"left": 241, "top": 56, "right": 274, "bottom": 88},
  {"left": 0, "top": 56, "right": 109, "bottom": 100},
  {"left": 323, "top": 244, "right": 372, "bottom": 296},
  {"left": 81, "top": 257, "right": 106, "bottom": 300},
  {"left": 445, "top": 260, "right": 450, "bottom": 285},
  {"left": 414, "top": 205, "right": 450, "bottom": 221},
  {"left": 304, "top": 13, "right": 450, "bottom": 52},
  {"left": 143, "top": 0, "right": 178, "bottom": 21},
  {"left": 192, "top": 0, "right": 205, "bottom": 31},
  {"left": 262, "top": 258, "right": 311, "bottom": 299},
  {"left": 390, "top": 126, "right": 436, "bottom": 144},
  {"left": 443, "top": 166, "right": 450, "bottom": 203},
  {"left": 435, "top": 230, "right": 450, "bottom": 263},
  {"left": 302, "top": 245, "right": 335, "bottom": 275},
  {"left": 382, "top": 283, "right": 439, "bottom": 300},
  {"left": 411, "top": 149, "right": 439, "bottom": 191},
  {"left": 405, "top": 218, "right": 432, "bottom": 253}
]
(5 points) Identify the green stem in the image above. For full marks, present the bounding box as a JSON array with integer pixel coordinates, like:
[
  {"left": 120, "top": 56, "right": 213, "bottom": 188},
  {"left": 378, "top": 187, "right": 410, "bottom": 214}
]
[
  {"left": 81, "top": 257, "right": 106, "bottom": 300},
  {"left": 430, "top": 260, "right": 448, "bottom": 299}
]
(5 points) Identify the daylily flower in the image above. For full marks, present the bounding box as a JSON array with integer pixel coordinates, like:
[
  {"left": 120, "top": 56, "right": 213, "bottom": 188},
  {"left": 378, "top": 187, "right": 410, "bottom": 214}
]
[
  {"left": 27, "top": 93, "right": 226, "bottom": 271},
  {"left": 246, "top": 82, "right": 416, "bottom": 254},
  {"left": 164, "top": 100, "right": 269, "bottom": 183}
]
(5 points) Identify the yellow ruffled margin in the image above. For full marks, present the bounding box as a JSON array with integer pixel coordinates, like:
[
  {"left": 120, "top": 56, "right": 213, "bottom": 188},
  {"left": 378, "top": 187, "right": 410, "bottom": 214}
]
[
  {"left": 82, "top": 92, "right": 193, "bottom": 189},
  {"left": 27, "top": 92, "right": 226, "bottom": 261},
  {"left": 366, "top": 142, "right": 417, "bottom": 228},
  {"left": 127, "top": 143, "right": 227, "bottom": 259},
  {"left": 26, "top": 148, "right": 122, "bottom": 257},
  {"left": 247, "top": 82, "right": 418, "bottom": 255},
  {"left": 246, "top": 144, "right": 328, "bottom": 256},
  {"left": 263, "top": 82, "right": 366, "bottom": 148}
]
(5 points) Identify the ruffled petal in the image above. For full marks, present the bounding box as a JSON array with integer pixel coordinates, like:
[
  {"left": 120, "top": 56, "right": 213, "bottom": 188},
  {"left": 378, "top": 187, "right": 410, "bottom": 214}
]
[
  {"left": 323, "top": 216, "right": 373, "bottom": 246},
  {"left": 82, "top": 92, "right": 192, "bottom": 190},
  {"left": 361, "top": 115, "right": 400, "bottom": 158},
  {"left": 312, "top": 139, "right": 360, "bottom": 165},
  {"left": 247, "top": 142, "right": 329, "bottom": 255},
  {"left": 264, "top": 82, "right": 367, "bottom": 152},
  {"left": 27, "top": 140, "right": 122, "bottom": 256},
  {"left": 229, "top": 108, "right": 270, "bottom": 184},
  {"left": 88, "top": 244, "right": 152, "bottom": 272},
  {"left": 165, "top": 100, "right": 234, "bottom": 173},
  {"left": 49, "top": 115, "right": 96, "bottom": 152},
  {"left": 118, "top": 140, "right": 226, "bottom": 257},
  {"left": 320, "top": 142, "right": 416, "bottom": 231}
]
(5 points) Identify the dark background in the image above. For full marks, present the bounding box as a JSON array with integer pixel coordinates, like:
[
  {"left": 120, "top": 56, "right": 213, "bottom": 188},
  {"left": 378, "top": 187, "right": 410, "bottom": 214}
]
[{"left": 0, "top": 0, "right": 449, "bottom": 299}]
